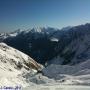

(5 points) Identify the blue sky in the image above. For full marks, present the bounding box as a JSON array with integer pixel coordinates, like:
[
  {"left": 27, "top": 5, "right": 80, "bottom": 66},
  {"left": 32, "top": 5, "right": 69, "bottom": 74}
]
[{"left": 0, "top": 0, "right": 90, "bottom": 32}]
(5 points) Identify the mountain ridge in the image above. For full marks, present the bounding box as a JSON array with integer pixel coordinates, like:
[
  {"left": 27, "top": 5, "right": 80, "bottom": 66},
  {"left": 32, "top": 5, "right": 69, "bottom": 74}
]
[{"left": 1, "top": 23, "right": 90, "bottom": 65}]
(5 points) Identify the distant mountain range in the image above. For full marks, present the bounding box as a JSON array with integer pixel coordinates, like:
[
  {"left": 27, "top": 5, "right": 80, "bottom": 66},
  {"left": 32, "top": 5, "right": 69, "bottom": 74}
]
[{"left": 1, "top": 23, "right": 90, "bottom": 66}]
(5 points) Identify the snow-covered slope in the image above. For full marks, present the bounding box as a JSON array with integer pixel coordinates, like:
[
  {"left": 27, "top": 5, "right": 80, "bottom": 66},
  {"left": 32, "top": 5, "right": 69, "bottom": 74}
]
[
  {"left": 42, "top": 59, "right": 90, "bottom": 85},
  {"left": 0, "top": 43, "right": 43, "bottom": 87}
]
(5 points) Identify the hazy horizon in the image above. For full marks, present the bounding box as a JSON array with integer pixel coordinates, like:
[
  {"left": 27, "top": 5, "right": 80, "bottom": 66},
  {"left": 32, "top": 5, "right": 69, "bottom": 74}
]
[{"left": 0, "top": 0, "right": 90, "bottom": 32}]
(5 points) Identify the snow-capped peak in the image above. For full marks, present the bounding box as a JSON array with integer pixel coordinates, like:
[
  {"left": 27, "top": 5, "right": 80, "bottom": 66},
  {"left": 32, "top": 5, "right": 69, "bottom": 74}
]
[{"left": 9, "top": 29, "right": 22, "bottom": 37}]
